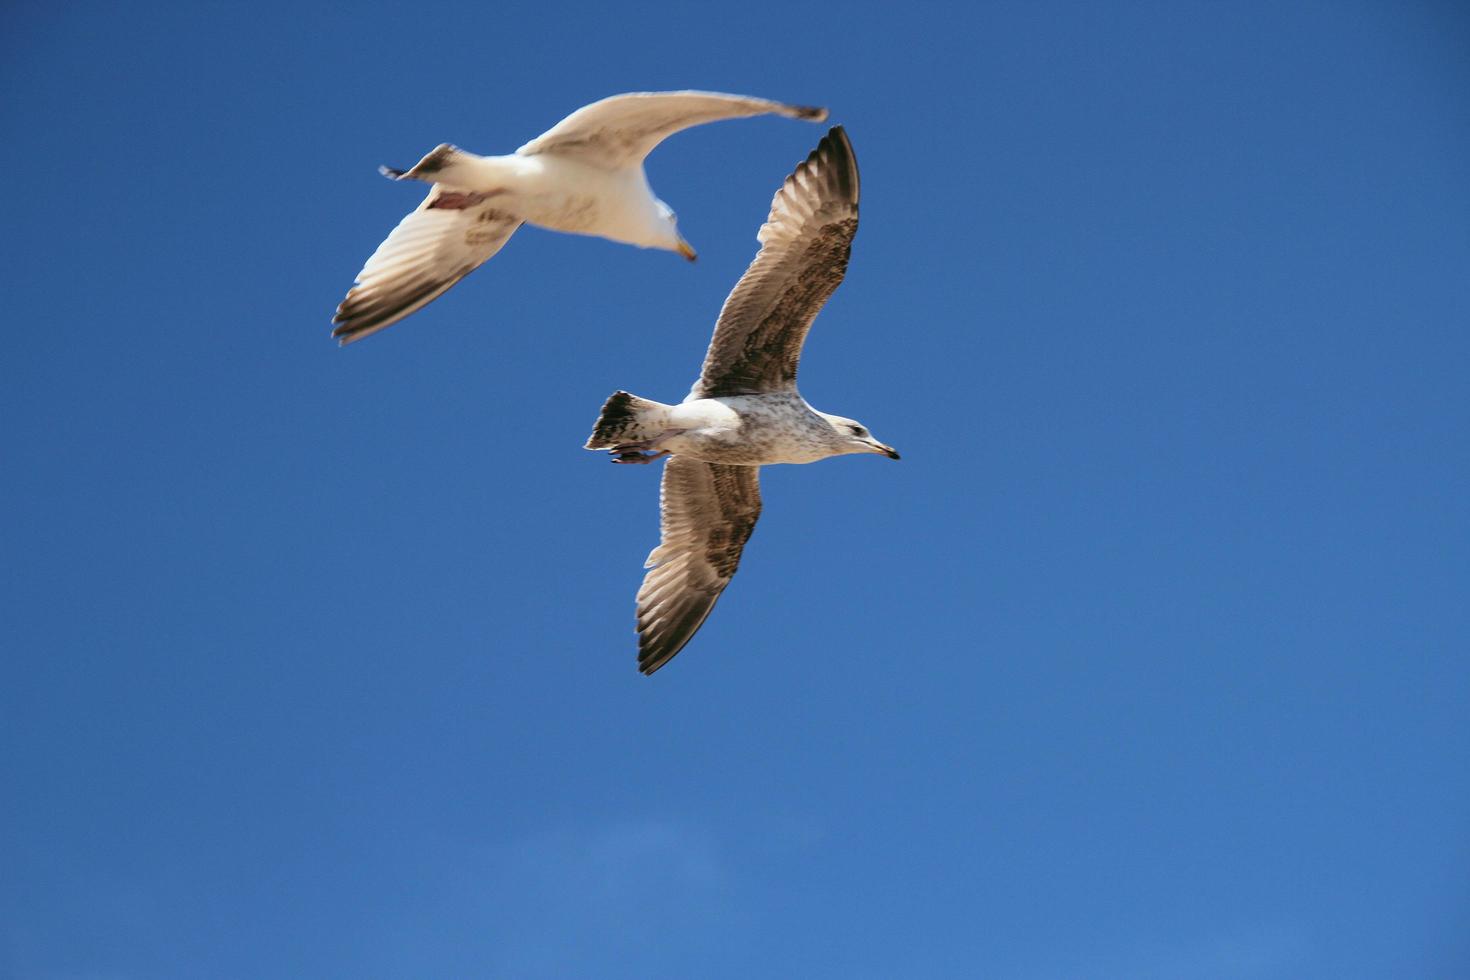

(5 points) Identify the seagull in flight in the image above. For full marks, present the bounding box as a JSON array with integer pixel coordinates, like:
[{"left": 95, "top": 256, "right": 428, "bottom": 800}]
[
  {"left": 584, "top": 127, "right": 899, "bottom": 674},
  {"left": 332, "top": 90, "right": 827, "bottom": 345}
]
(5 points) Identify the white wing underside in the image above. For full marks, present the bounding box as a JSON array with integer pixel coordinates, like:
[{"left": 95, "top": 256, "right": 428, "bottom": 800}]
[
  {"left": 516, "top": 90, "right": 826, "bottom": 169},
  {"left": 333, "top": 189, "right": 522, "bottom": 344}
]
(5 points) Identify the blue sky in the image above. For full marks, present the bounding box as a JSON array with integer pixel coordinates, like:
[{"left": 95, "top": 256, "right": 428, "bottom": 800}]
[{"left": 3, "top": 1, "right": 1467, "bottom": 976}]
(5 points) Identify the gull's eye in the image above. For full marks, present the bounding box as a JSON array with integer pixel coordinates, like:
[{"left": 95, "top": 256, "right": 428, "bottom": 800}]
[{"left": 848, "top": 425, "right": 865, "bottom": 436}]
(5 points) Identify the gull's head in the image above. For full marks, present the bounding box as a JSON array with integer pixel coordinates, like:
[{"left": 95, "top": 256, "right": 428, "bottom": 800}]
[
  {"left": 822, "top": 414, "right": 900, "bottom": 460},
  {"left": 655, "top": 200, "right": 697, "bottom": 262}
]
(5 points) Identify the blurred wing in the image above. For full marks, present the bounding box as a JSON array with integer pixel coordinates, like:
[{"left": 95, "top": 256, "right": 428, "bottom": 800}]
[
  {"left": 516, "top": 90, "right": 826, "bottom": 168},
  {"left": 332, "top": 189, "right": 522, "bottom": 345},
  {"left": 635, "top": 458, "right": 762, "bottom": 675},
  {"left": 690, "top": 126, "right": 859, "bottom": 398}
]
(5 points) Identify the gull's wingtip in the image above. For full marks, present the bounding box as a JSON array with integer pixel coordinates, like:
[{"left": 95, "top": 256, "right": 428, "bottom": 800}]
[
  {"left": 638, "top": 649, "right": 676, "bottom": 676},
  {"left": 790, "top": 103, "right": 829, "bottom": 122},
  {"left": 330, "top": 314, "right": 375, "bottom": 346}
]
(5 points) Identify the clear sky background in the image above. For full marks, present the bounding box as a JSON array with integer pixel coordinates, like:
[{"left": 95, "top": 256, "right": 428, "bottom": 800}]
[{"left": 3, "top": 2, "right": 1467, "bottom": 977}]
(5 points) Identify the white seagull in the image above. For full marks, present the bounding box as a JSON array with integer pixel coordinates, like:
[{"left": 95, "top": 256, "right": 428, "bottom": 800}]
[
  {"left": 332, "top": 90, "right": 827, "bottom": 344},
  {"left": 584, "top": 127, "right": 899, "bottom": 674}
]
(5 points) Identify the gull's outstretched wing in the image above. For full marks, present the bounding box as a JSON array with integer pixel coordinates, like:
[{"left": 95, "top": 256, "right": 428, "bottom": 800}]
[
  {"left": 689, "top": 126, "right": 859, "bottom": 399},
  {"left": 516, "top": 90, "right": 826, "bottom": 169},
  {"left": 332, "top": 189, "right": 522, "bottom": 345},
  {"left": 635, "top": 457, "right": 762, "bottom": 675}
]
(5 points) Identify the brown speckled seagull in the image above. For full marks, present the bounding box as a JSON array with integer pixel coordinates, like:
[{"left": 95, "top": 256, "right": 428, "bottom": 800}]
[
  {"left": 332, "top": 90, "right": 827, "bottom": 345},
  {"left": 584, "top": 127, "right": 899, "bottom": 674}
]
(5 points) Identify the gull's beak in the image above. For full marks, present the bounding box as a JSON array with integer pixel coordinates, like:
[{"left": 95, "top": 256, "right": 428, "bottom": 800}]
[
  {"left": 675, "top": 235, "right": 698, "bottom": 262},
  {"left": 872, "top": 442, "right": 901, "bottom": 460}
]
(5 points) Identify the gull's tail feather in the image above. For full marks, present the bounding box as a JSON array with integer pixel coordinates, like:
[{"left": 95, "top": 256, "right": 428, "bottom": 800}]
[
  {"left": 585, "top": 391, "right": 668, "bottom": 449},
  {"left": 381, "top": 143, "right": 470, "bottom": 183}
]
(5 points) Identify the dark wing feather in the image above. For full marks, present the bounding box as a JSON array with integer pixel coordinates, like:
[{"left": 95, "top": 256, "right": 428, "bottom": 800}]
[
  {"left": 332, "top": 190, "right": 522, "bottom": 345},
  {"left": 516, "top": 91, "right": 826, "bottom": 169},
  {"left": 689, "top": 126, "right": 860, "bottom": 399},
  {"left": 635, "top": 458, "right": 762, "bottom": 675}
]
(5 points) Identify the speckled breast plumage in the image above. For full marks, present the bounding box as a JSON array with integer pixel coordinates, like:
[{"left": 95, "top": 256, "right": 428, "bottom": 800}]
[{"left": 668, "top": 393, "right": 840, "bottom": 466}]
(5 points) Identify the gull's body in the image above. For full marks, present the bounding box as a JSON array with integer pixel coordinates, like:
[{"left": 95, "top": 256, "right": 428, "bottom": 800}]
[
  {"left": 607, "top": 393, "right": 868, "bottom": 466},
  {"left": 405, "top": 150, "right": 660, "bottom": 239},
  {"left": 584, "top": 127, "right": 899, "bottom": 674},
  {"left": 332, "top": 90, "right": 827, "bottom": 345}
]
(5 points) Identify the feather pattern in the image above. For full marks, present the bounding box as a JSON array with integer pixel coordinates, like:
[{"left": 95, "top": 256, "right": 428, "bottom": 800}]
[
  {"left": 635, "top": 458, "right": 762, "bottom": 674},
  {"left": 690, "top": 127, "right": 860, "bottom": 398}
]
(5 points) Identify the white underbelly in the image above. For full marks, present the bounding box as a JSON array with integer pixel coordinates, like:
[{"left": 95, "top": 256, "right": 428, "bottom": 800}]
[
  {"left": 522, "top": 193, "right": 603, "bottom": 233},
  {"left": 508, "top": 157, "right": 650, "bottom": 240}
]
